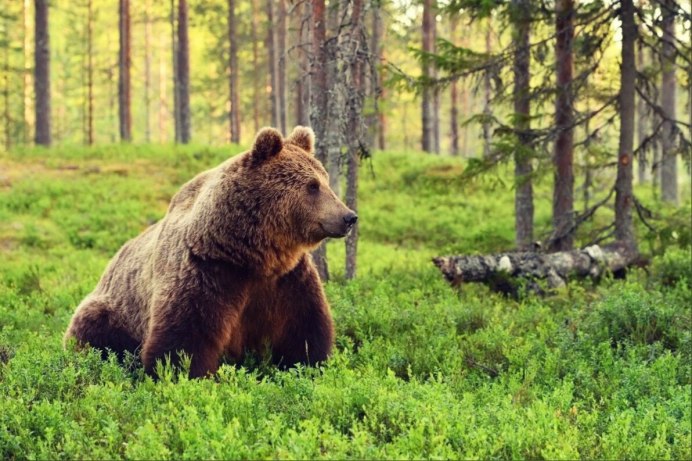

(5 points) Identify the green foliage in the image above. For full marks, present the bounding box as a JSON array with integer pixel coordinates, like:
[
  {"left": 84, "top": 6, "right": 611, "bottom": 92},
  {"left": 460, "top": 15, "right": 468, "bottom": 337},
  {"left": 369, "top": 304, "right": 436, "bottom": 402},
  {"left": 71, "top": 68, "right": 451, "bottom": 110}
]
[{"left": 1, "top": 145, "right": 690, "bottom": 459}]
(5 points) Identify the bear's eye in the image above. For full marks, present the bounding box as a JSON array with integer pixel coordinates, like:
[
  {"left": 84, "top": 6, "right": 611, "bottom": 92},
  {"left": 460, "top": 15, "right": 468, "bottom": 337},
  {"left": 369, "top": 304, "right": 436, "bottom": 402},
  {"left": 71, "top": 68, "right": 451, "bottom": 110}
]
[{"left": 308, "top": 181, "right": 320, "bottom": 194}]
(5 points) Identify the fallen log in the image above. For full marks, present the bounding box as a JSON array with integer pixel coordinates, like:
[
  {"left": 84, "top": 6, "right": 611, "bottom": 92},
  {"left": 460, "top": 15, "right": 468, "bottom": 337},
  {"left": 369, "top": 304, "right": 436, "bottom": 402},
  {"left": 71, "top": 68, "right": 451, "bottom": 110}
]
[{"left": 433, "top": 241, "right": 643, "bottom": 295}]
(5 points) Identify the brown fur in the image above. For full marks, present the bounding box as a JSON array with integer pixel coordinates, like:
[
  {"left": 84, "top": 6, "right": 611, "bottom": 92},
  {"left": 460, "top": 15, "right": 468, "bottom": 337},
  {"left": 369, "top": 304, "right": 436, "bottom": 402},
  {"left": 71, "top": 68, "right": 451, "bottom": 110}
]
[{"left": 64, "top": 126, "right": 356, "bottom": 378}]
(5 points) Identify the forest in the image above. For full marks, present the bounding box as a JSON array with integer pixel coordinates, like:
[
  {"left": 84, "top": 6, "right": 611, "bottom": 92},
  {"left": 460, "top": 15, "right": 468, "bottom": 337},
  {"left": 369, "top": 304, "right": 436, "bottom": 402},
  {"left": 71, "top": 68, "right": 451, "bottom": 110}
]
[{"left": 0, "top": 0, "right": 691, "bottom": 459}]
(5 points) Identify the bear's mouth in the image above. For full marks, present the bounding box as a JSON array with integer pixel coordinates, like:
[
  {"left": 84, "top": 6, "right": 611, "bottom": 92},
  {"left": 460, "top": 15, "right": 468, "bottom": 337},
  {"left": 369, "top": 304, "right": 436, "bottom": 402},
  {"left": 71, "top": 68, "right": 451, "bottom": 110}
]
[{"left": 318, "top": 223, "right": 351, "bottom": 239}]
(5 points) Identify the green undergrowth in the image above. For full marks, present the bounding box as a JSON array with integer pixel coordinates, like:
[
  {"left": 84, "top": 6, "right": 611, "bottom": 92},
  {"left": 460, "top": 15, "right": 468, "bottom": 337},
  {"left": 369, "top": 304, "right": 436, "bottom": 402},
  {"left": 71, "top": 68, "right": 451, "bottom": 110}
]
[{"left": 0, "top": 144, "right": 690, "bottom": 459}]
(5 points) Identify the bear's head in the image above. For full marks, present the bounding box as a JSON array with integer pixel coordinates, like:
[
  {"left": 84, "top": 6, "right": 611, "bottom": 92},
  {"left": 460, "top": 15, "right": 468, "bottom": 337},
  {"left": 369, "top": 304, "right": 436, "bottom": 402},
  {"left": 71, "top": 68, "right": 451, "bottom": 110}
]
[{"left": 244, "top": 126, "right": 357, "bottom": 250}]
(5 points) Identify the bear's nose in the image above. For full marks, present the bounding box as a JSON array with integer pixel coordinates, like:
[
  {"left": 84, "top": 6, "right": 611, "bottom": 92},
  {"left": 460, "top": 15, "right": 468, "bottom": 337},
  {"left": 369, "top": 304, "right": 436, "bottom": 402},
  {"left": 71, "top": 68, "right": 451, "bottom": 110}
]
[{"left": 343, "top": 212, "right": 358, "bottom": 226}]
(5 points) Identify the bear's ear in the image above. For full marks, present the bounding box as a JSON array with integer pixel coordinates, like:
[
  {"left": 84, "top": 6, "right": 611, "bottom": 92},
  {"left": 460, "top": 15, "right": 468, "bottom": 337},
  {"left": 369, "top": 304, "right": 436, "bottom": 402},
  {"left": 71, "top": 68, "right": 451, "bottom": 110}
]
[
  {"left": 251, "top": 127, "right": 284, "bottom": 164},
  {"left": 286, "top": 126, "right": 315, "bottom": 154}
]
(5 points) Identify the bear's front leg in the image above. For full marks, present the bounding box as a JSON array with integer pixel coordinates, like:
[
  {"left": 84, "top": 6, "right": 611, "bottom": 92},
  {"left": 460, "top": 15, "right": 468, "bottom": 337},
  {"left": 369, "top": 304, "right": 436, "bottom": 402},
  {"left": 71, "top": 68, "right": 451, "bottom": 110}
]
[
  {"left": 270, "top": 255, "right": 335, "bottom": 368},
  {"left": 142, "top": 321, "right": 227, "bottom": 378},
  {"left": 141, "top": 282, "right": 248, "bottom": 379}
]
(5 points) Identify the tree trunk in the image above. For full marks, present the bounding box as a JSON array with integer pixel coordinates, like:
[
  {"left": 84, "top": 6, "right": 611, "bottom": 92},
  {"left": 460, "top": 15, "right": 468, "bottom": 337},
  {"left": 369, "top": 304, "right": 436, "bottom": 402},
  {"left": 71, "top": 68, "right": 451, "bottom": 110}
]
[
  {"left": 583, "top": 89, "right": 592, "bottom": 210},
  {"left": 636, "top": 38, "right": 647, "bottom": 184},
  {"left": 228, "top": 0, "right": 240, "bottom": 143},
  {"left": 376, "top": 7, "right": 386, "bottom": 152},
  {"left": 513, "top": 0, "right": 534, "bottom": 250},
  {"left": 118, "top": 0, "right": 132, "bottom": 142},
  {"left": 310, "top": 0, "right": 329, "bottom": 281},
  {"left": 177, "top": 0, "right": 191, "bottom": 143},
  {"left": 267, "top": 0, "right": 279, "bottom": 128},
  {"left": 277, "top": 0, "right": 287, "bottom": 134},
  {"left": 325, "top": 7, "right": 343, "bottom": 198},
  {"left": 295, "top": 0, "right": 311, "bottom": 126},
  {"left": 483, "top": 17, "right": 492, "bottom": 158},
  {"left": 649, "top": 46, "right": 660, "bottom": 191},
  {"left": 23, "top": 0, "right": 32, "bottom": 144},
  {"left": 144, "top": 0, "right": 152, "bottom": 143},
  {"left": 345, "top": 0, "right": 365, "bottom": 280},
  {"left": 460, "top": 48, "right": 469, "bottom": 156},
  {"left": 86, "top": 0, "right": 94, "bottom": 145},
  {"left": 158, "top": 30, "right": 167, "bottom": 143},
  {"left": 3, "top": 14, "right": 10, "bottom": 151},
  {"left": 615, "top": 0, "right": 636, "bottom": 248},
  {"left": 551, "top": 0, "right": 575, "bottom": 252},
  {"left": 421, "top": 0, "right": 435, "bottom": 153},
  {"left": 370, "top": 4, "right": 385, "bottom": 149},
  {"left": 431, "top": 8, "right": 440, "bottom": 155},
  {"left": 171, "top": 0, "right": 180, "bottom": 143},
  {"left": 250, "top": 0, "right": 260, "bottom": 133},
  {"left": 34, "top": 0, "right": 51, "bottom": 146},
  {"left": 660, "top": 0, "right": 677, "bottom": 204},
  {"left": 449, "top": 17, "right": 459, "bottom": 156},
  {"left": 433, "top": 241, "right": 641, "bottom": 295}
]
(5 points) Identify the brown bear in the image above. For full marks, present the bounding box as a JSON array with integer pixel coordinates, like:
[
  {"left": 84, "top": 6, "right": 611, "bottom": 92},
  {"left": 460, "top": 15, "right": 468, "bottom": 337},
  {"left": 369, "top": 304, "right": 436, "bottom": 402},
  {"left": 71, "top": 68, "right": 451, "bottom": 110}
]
[{"left": 64, "top": 126, "right": 357, "bottom": 378}]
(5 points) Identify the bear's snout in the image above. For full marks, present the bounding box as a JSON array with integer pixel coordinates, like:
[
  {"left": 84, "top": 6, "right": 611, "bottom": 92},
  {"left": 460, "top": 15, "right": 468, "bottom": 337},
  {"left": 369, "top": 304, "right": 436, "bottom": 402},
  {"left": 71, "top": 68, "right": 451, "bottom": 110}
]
[{"left": 343, "top": 212, "right": 358, "bottom": 228}]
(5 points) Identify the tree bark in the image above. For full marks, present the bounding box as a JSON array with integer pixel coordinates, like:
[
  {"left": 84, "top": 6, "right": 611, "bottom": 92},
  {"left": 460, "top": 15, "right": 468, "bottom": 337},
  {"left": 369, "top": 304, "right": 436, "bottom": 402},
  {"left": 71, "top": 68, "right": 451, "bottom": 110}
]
[
  {"left": 660, "top": 0, "right": 677, "bottom": 204},
  {"left": 325, "top": 3, "right": 344, "bottom": 198},
  {"left": 171, "top": 0, "right": 180, "bottom": 143},
  {"left": 449, "top": 16, "right": 459, "bottom": 156},
  {"left": 376, "top": 7, "right": 386, "bottom": 151},
  {"left": 277, "top": 0, "right": 287, "bottom": 134},
  {"left": 369, "top": 5, "right": 383, "bottom": 150},
  {"left": 551, "top": 0, "right": 575, "bottom": 252},
  {"left": 615, "top": 0, "right": 636, "bottom": 248},
  {"left": 483, "top": 17, "right": 492, "bottom": 158},
  {"left": 636, "top": 37, "right": 647, "bottom": 184},
  {"left": 513, "top": 0, "right": 534, "bottom": 250},
  {"left": 118, "top": 0, "right": 132, "bottom": 142},
  {"left": 3, "top": 14, "right": 10, "bottom": 150},
  {"left": 144, "top": 0, "right": 152, "bottom": 143},
  {"left": 158, "top": 30, "right": 167, "bottom": 143},
  {"left": 432, "top": 9, "right": 440, "bottom": 155},
  {"left": 228, "top": 0, "right": 240, "bottom": 143},
  {"left": 251, "top": 0, "right": 260, "bottom": 133},
  {"left": 34, "top": 0, "right": 51, "bottom": 146},
  {"left": 177, "top": 0, "right": 191, "bottom": 143},
  {"left": 23, "top": 0, "right": 32, "bottom": 144},
  {"left": 295, "top": 0, "right": 311, "bottom": 126},
  {"left": 86, "top": 0, "right": 94, "bottom": 145},
  {"left": 421, "top": 0, "right": 435, "bottom": 153},
  {"left": 267, "top": 0, "right": 279, "bottom": 128},
  {"left": 345, "top": 0, "right": 365, "bottom": 280},
  {"left": 310, "top": 0, "right": 329, "bottom": 281},
  {"left": 649, "top": 45, "right": 660, "bottom": 191},
  {"left": 433, "top": 242, "right": 641, "bottom": 295}
]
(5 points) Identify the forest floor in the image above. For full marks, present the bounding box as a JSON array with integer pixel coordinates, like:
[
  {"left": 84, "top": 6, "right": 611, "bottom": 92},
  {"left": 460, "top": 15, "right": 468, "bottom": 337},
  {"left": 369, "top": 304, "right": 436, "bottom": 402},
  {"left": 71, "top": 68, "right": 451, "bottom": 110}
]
[{"left": 0, "top": 144, "right": 690, "bottom": 459}]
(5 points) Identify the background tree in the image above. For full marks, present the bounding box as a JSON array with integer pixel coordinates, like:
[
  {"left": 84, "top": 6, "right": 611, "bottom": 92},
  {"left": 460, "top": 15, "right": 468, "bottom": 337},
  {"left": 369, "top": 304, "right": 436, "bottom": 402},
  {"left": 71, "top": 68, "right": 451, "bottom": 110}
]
[
  {"left": 118, "top": 0, "right": 131, "bottom": 142},
  {"left": 449, "top": 14, "right": 459, "bottom": 156},
  {"left": 228, "top": 0, "right": 240, "bottom": 143},
  {"left": 34, "top": 0, "right": 50, "bottom": 146},
  {"left": 660, "top": 0, "right": 678, "bottom": 204},
  {"left": 550, "top": 0, "right": 575, "bottom": 251},
  {"left": 85, "top": 0, "right": 94, "bottom": 145},
  {"left": 143, "top": 0, "right": 152, "bottom": 144},
  {"left": 615, "top": 0, "right": 636, "bottom": 248},
  {"left": 277, "top": 0, "right": 287, "bottom": 135},
  {"left": 177, "top": 0, "right": 191, "bottom": 143},
  {"left": 309, "top": 0, "right": 329, "bottom": 281},
  {"left": 345, "top": 0, "right": 367, "bottom": 279},
  {"left": 267, "top": 0, "right": 279, "bottom": 128},
  {"left": 421, "top": 0, "right": 437, "bottom": 153},
  {"left": 23, "top": 0, "right": 32, "bottom": 144},
  {"left": 512, "top": 0, "right": 534, "bottom": 250}
]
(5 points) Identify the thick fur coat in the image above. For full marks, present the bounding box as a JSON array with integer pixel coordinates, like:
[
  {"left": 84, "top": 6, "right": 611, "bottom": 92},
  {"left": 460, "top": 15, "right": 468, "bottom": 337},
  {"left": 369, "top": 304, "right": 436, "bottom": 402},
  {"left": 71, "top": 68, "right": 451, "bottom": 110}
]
[{"left": 64, "top": 126, "right": 357, "bottom": 377}]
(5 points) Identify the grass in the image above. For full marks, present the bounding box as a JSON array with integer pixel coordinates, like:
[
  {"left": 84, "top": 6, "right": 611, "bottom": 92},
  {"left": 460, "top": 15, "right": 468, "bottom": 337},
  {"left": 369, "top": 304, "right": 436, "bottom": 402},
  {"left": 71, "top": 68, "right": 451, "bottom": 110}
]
[{"left": 0, "top": 143, "right": 690, "bottom": 459}]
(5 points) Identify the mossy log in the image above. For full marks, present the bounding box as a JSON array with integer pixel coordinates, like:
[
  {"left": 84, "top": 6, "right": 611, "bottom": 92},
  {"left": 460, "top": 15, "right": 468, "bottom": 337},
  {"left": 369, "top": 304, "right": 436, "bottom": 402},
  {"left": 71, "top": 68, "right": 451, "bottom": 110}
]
[{"left": 433, "top": 241, "right": 642, "bottom": 295}]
